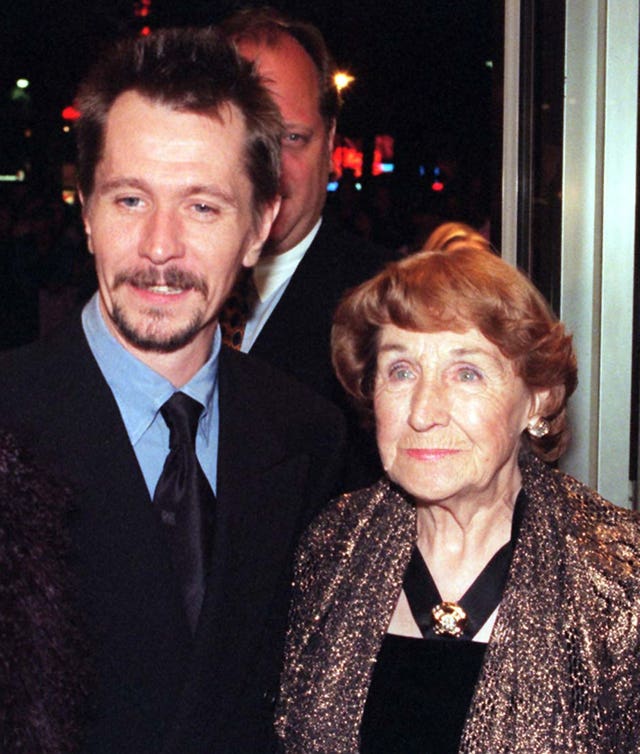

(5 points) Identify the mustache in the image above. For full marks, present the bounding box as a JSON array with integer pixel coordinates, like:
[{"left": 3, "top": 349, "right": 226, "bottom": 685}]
[{"left": 113, "top": 267, "right": 209, "bottom": 297}]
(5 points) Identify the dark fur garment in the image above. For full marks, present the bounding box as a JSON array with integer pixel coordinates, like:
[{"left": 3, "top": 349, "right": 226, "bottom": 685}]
[{"left": 0, "top": 432, "right": 89, "bottom": 754}]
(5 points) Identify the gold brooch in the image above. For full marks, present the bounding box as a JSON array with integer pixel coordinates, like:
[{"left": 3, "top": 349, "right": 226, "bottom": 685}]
[{"left": 431, "top": 601, "right": 467, "bottom": 637}]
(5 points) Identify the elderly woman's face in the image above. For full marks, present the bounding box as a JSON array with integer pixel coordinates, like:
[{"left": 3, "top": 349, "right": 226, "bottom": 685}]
[{"left": 374, "top": 325, "right": 543, "bottom": 507}]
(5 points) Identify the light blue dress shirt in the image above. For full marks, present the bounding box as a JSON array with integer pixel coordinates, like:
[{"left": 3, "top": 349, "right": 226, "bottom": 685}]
[{"left": 82, "top": 293, "right": 220, "bottom": 497}]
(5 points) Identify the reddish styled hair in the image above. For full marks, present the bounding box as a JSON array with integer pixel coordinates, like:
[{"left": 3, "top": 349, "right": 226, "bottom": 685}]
[{"left": 331, "top": 242, "right": 578, "bottom": 460}]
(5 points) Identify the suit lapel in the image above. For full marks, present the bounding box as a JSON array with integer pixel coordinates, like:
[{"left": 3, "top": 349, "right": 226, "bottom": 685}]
[
  {"left": 251, "top": 223, "right": 337, "bottom": 361},
  {"left": 31, "top": 320, "right": 192, "bottom": 705},
  {"left": 172, "top": 347, "right": 310, "bottom": 743},
  {"left": 204, "top": 344, "right": 309, "bottom": 643}
]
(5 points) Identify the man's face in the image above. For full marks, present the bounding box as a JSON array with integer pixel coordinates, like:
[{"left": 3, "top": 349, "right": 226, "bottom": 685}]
[
  {"left": 237, "top": 35, "right": 335, "bottom": 256},
  {"left": 82, "top": 91, "right": 276, "bottom": 363}
]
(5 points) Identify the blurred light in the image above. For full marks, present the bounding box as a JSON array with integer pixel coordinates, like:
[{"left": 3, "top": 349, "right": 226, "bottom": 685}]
[
  {"left": 135, "top": 0, "right": 152, "bottom": 16},
  {"left": 485, "top": 60, "right": 493, "bottom": 69},
  {"left": 0, "top": 170, "right": 26, "bottom": 183},
  {"left": 327, "top": 180, "right": 339, "bottom": 192},
  {"left": 63, "top": 125, "right": 71, "bottom": 133},
  {"left": 16, "top": 78, "right": 29, "bottom": 89},
  {"left": 24, "top": 128, "right": 32, "bottom": 138},
  {"left": 355, "top": 182, "right": 362, "bottom": 191},
  {"left": 62, "top": 189, "right": 77, "bottom": 205},
  {"left": 140, "top": 26, "right": 151, "bottom": 36},
  {"left": 372, "top": 134, "right": 394, "bottom": 176},
  {"left": 10, "top": 86, "right": 30, "bottom": 103},
  {"left": 62, "top": 105, "right": 81, "bottom": 121},
  {"left": 334, "top": 71, "right": 355, "bottom": 92},
  {"left": 431, "top": 165, "right": 444, "bottom": 191},
  {"left": 331, "top": 143, "right": 363, "bottom": 178}
]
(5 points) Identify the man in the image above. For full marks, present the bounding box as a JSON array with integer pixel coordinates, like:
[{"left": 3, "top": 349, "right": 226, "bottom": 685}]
[
  {"left": 0, "top": 28, "right": 345, "bottom": 754},
  {"left": 221, "top": 9, "right": 392, "bottom": 488}
]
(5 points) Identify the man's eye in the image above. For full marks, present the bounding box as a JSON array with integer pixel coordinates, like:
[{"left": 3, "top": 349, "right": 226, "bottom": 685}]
[
  {"left": 193, "top": 203, "right": 215, "bottom": 214},
  {"left": 118, "top": 196, "right": 141, "bottom": 208},
  {"left": 283, "top": 133, "right": 308, "bottom": 145}
]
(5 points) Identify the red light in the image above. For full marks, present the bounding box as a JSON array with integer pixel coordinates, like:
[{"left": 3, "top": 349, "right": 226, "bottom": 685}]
[
  {"left": 62, "top": 105, "right": 81, "bottom": 121},
  {"left": 331, "top": 145, "right": 363, "bottom": 179},
  {"left": 431, "top": 180, "right": 444, "bottom": 192},
  {"left": 140, "top": 26, "right": 151, "bottom": 36}
]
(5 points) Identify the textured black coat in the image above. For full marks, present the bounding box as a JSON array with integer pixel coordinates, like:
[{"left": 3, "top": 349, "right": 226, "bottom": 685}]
[
  {"left": 277, "top": 453, "right": 640, "bottom": 753},
  {"left": 0, "top": 432, "right": 89, "bottom": 754}
]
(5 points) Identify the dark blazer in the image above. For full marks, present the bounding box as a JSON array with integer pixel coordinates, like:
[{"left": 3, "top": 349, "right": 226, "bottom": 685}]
[
  {"left": 249, "top": 219, "right": 392, "bottom": 489},
  {"left": 0, "top": 314, "right": 346, "bottom": 754}
]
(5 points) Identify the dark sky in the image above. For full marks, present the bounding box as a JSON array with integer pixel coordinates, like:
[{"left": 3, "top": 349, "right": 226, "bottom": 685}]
[{"left": 1, "top": 1, "right": 497, "bottom": 178}]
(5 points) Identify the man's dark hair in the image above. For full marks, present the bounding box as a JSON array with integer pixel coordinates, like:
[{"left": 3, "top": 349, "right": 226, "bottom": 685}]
[
  {"left": 75, "top": 26, "right": 282, "bottom": 224},
  {"left": 221, "top": 7, "right": 342, "bottom": 131}
]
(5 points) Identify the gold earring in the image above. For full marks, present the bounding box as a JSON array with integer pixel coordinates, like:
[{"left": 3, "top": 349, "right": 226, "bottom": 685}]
[{"left": 527, "top": 417, "right": 550, "bottom": 439}]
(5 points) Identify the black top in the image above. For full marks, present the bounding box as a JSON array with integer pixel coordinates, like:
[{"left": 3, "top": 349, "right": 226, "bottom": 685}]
[
  {"left": 403, "top": 489, "right": 527, "bottom": 641},
  {"left": 360, "top": 634, "right": 486, "bottom": 753}
]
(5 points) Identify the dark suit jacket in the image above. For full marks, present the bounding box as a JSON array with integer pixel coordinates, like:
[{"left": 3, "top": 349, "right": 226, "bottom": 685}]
[
  {"left": 0, "top": 314, "right": 346, "bottom": 754},
  {"left": 249, "top": 219, "right": 392, "bottom": 489}
]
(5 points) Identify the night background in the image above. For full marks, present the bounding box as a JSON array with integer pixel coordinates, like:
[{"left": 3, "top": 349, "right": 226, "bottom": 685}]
[
  {"left": 1, "top": 0, "right": 498, "bottom": 187},
  {"left": 0, "top": 0, "right": 499, "bottom": 347}
]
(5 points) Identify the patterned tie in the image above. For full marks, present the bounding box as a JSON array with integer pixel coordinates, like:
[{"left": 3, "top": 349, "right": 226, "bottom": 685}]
[
  {"left": 219, "top": 267, "right": 258, "bottom": 349},
  {"left": 153, "top": 392, "right": 216, "bottom": 633}
]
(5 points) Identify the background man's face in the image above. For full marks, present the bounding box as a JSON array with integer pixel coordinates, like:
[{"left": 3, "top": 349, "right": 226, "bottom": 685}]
[
  {"left": 238, "top": 35, "right": 335, "bottom": 256},
  {"left": 82, "top": 91, "right": 274, "bottom": 358}
]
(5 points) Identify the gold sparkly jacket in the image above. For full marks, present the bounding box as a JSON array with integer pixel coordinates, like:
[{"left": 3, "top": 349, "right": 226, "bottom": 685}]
[{"left": 276, "top": 452, "right": 640, "bottom": 753}]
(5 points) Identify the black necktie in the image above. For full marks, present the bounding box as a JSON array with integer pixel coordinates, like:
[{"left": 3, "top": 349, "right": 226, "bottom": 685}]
[{"left": 153, "top": 392, "right": 215, "bottom": 633}]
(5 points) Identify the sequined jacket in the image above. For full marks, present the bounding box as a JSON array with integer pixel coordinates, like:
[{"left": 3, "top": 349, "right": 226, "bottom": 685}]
[{"left": 276, "top": 452, "right": 640, "bottom": 753}]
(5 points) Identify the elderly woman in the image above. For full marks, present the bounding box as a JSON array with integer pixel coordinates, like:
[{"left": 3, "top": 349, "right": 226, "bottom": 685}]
[{"left": 275, "top": 243, "right": 640, "bottom": 753}]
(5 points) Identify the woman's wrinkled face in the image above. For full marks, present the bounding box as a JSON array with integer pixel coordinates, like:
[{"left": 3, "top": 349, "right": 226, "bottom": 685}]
[{"left": 374, "top": 325, "right": 543, "bottom": 508}]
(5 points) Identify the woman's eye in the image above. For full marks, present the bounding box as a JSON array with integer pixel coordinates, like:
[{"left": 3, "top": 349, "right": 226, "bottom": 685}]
[
  {"left": 389, "top": 365, "right": 415, "bottom": 381},
  {"left": 458, "top": 367, "right": 481, "bottom": 382}
]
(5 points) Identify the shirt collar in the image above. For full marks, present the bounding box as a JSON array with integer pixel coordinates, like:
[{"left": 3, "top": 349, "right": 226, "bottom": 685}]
[
  {"left": 252, "top": 217, "right": 322, "bottom": 300},
  {"left": 82, "top": 293, "right": 220, "bottom": 446}
]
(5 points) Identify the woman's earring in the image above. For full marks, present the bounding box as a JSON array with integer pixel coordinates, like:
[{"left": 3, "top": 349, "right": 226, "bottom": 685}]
[{"left": 527, "top": 417, "right": 550, "bottom": 439}]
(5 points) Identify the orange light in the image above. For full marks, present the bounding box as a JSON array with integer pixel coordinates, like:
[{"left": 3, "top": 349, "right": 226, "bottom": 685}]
[{"left": 333, "top": 72, "right": 355, "bottom": 92}]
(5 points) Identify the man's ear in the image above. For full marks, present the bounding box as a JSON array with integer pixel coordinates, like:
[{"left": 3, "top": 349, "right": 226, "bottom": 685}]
[
  {"left": 242, "top": 196, "right": 282, "bottom": 268},
  {"left": 78, "top": 189, "right": 94, "bottom": 255},
  {"left": 326, "top": 119, "right": 337, "bottom": 171}
]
